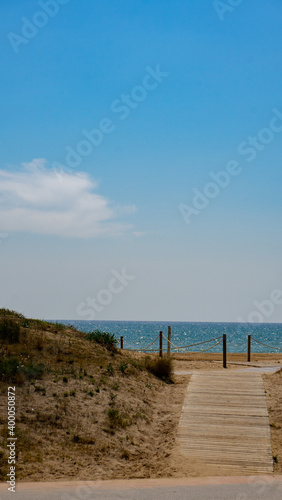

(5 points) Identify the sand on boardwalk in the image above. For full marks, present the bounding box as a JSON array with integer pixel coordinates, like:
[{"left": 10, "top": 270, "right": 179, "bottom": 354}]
[
  {"left": 128, "top": 351, "right": 282, "bottom": 479},
  {"left": 168, "top": 352, "right": 282, "bottom": 478}
]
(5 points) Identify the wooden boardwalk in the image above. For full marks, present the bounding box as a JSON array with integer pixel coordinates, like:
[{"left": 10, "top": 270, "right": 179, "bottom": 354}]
[{"left": 177, "top": 371, "right": 273, "bottom": 474}]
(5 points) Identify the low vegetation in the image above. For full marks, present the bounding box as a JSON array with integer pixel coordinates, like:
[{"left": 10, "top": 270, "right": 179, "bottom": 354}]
[
  {"left": 144, "top": 355, "right": 174, "bottom": 383},
  {"left": 0, "top": 317, "right": 20, "bottom": 344},
  {"left": 0, "top": 309, "right": 178, "bottom": 481},
  {"left": 87, "top": 329, "right": 118, "bottom": 352},
  {"left": 0, "top": 308, "right": 25, "bottom": 319}
]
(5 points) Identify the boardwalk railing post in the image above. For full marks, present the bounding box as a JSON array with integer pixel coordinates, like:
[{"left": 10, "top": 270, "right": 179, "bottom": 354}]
[
  {"left": 248, "top": 335, "right": 251, "bottom": 362},
  {"left": 120, "top": 336, "right": 123, "bottom": 350},
  {"left": 223, "top": 334, "right": 227, "bottom": 368},
  {"left": 159, "top": 331, "right": 163, "bottom": 358},
  {"left": 167, "top": 326, "right": 171, "bottom": 357}
]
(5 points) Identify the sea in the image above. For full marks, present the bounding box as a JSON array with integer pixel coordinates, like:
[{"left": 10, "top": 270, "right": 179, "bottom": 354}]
[{"left": 54, "top": 320, "right": 282, "bottom": 354}]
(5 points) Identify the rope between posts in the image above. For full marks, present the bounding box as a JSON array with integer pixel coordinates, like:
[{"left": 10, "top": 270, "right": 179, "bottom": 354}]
[
  {"left": 169, "top": 338, "right": 223, "bottom": 353},
  {"left": 251, "top": 337, "right": 282, "bottom": 351},
  {"left": 123, "top": 339, "right": 137, "bottom": 349},
  {"left": 123, "top": 333, "right": 160, "bottom": 352},
  {"left": 137, "top": 348, "right": 159, "bottom": 353},
  {"left": 162, "top": 333, "right": 222, "bottom": 350},
  {"left": 137, "top": 333, "right": 160, "bottom": 351},
  {"left": 122, "top": 333, "right": 223, "bottom": 354},
  {"left": 196, "top": 338, "right": 223, "bottom": 353},
  {"left": 138, "top": 339, "right": 223, "bottom": 354}
]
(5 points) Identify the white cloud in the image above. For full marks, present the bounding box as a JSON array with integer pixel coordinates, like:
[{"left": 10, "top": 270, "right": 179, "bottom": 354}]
[
  {"left": 133, "top": 231, "right": 148, "bottom": 238},
  {"left": 0, "top": 159, "right": 136, "bottom": 238}
]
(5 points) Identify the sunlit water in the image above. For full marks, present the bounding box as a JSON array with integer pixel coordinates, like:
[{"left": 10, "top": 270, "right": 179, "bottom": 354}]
[{"left": 51, "top": 320, "right": 282, "bottom": 353}]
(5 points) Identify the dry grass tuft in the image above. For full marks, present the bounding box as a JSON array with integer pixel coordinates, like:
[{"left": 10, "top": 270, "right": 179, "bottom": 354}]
[{"left": 144, "top": 355, "right": 174, "bottom": 383}]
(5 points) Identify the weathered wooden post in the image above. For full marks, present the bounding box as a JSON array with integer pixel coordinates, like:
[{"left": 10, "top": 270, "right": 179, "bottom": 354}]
[
  {"left": 248, "top": 335, "right": 251, "bottom": 362},
  {"left": 167, "top": 325, "right": 171, "bottom": 357},
  {"left": 159, "top": 331, "right": 163, "bottom": 358},
  {"left": 223, "top": 334, "right": 227, "bottom": 368},
  {"left": 120, "top": 336, "right": 123, "bottom": 350}
]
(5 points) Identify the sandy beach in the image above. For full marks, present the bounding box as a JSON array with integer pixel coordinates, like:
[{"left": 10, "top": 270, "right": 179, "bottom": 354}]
[
  {"left": 172, "top": 351, "right": 282, "bottom": 372},
  {"left": 0, "top": 313, "right": 281, "bottom": 482},
  {"left": 1, "top": 326, "right": 281, "bottom": 482}
]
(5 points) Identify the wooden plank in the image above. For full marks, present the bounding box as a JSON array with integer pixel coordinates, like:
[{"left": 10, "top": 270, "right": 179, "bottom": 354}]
[{"left": 176, "top": 371, "right": 273, "bottom": 474}]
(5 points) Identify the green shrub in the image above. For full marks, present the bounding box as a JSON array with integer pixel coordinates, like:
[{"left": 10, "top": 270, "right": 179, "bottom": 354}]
[
  {"left": 107, "top": 363, "right": 114, "bottom": 375},
  {"left": 87, "top": 330, "right": 118, "bottom": 352},
  {"left": 23, "top": 361, "right": 45, "bottom": 380},
  {"left": 144, "top": 356, "right": 173, "bottom": 383},
  {"left": 118, "top": 362, "right": 128, "bottom": 374},
  {"left": 0, "top": 318, "right": 20, "bottom": 344},
  {"left": 109, "top": 392, "right": 117, "bottom": 402},
  {"left": 0, "top": 308, "right": 24, "bottom": 319},
  {"left": 34, "top": 386, "right": 46, "bottom": 395},
  {"left": 33, "top": 319, "right": 49, "bottom": 330},
  {"left": 21, "top": 319, "right": 31, "bottom": 328},
  {"left": 34, "top": 386, "right": 42, "bottom": 392},
  {"left": 107, "top": 408, "right": 128, "bottom": 429},
  {"left": 53, "top": 321, "right": 66, "bottom": 331},
  {"left": 72, "top": 434, "right": 95, "bottom": 445},
  {"left": 0, "top": 358, "right": 21, "bottom": 382}
]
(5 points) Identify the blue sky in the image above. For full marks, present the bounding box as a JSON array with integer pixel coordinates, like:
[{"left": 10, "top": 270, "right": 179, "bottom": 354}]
[{"left": 1, "top": 0, "right": 282, "bottom": 322}]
